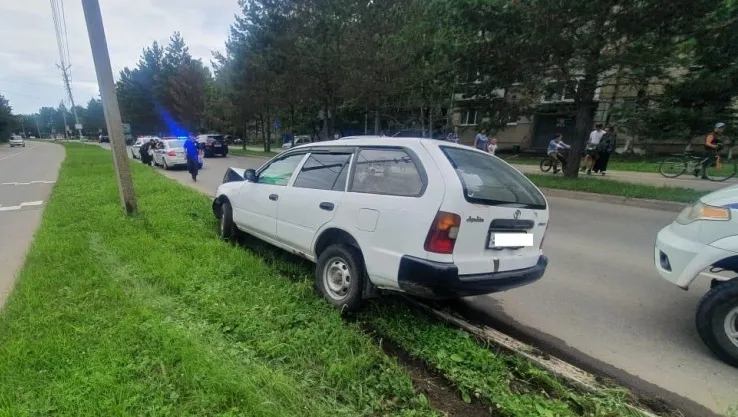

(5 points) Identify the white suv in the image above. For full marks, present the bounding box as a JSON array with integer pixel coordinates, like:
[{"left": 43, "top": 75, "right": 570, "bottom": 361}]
[{"left": 212, "top": 137, "right": 549, "bottom": 310}]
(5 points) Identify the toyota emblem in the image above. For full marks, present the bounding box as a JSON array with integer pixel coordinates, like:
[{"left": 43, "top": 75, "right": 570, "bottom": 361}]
[{"left": 513, "top": 210, "right": 522, "bottom": 219}]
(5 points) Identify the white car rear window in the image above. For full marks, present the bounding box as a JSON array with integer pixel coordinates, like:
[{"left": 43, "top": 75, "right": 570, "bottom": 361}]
[{"left": 441, "top": 146, "right": 546, "bottom": 209}]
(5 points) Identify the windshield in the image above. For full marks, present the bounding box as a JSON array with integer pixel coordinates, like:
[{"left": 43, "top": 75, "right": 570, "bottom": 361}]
[
  {"left": 167, "top": 140, "right": 186, "bottom": 148},
  {"left": 440, "top": 146, "right": 546, "bottom": 209}
]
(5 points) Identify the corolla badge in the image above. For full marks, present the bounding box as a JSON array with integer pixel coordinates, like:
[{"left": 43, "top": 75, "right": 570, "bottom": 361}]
[
  {"left": 513, "top": 210, "right": 522, "bottom": 219},
  {"left": 466, "top": 215, "right": 485, "bottom": 223}
]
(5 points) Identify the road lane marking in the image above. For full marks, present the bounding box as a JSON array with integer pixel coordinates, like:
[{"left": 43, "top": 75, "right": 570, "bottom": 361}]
[
  {"left": 0, "top": 143, "right": 38, "bottom": 161},
  {"left": 1, "top": 181, "right": 56, "bottom": 186},
  {"left": 0, "top": 201, "right": 44, "bottom": 212}
]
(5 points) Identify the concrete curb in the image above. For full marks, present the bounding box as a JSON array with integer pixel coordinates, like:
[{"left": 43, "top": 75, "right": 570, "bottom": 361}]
[{"left": 540, "top": 187, "right": 689, "bottom": 213}]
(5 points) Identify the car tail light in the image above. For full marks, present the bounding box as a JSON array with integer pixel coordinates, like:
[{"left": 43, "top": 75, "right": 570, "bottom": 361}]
[
  {"left": 167, "top": 150, "right": 176, "bottom": 156},
  {"left": 424, "top": 211, "right": 461, "bottom": 254},
  {"left": 540, "top": 223, "right": 549, "bottom": 249}
]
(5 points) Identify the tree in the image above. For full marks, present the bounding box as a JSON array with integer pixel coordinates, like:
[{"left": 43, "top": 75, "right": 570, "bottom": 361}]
[
  {"left": 0, "top": 94, "right": 14, "bottom": 141},
  {"left": 443, "top": 0, "right": 714, "bottom": 176},
  {"left": 84, "top": 98, "right": 106, "bottom": 135}
]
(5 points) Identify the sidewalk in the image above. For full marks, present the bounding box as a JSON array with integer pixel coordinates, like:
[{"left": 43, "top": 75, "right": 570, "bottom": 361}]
[{"left": 514, "top": 164, "right": 738, "bottom": 192}]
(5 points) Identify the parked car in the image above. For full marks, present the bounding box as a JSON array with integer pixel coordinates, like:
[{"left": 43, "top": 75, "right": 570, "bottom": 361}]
[
  {"left": 99, "top": 135, "right": 110, "bottom": 143},
  {"left": 212, "top": 136, "right": 549, "bottom": 311},
  {"left": 9, "top": 135, "right": 25, "bottom": 147},
  {"left": 655, "top": 186, "right": 738, "bottom": 367},
  {"left": 152, "top": 138, "right": 188, "bottom": 170},
  {"left": 282, "top": 135, "right": 312, "bottom": 150},
  {"left": 196, "top": 134, "right": 228, "bottom": 157},
  {"left": 131, "top": 136, "right": 159, "bottom": 159}
]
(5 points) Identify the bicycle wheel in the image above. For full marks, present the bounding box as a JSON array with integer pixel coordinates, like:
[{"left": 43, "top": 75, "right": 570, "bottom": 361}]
[
  {"left": 659, "top": 158, "right": 687, "bottom": 178},
  {"left": 540, "top": 158, "right": 554, "bottom": 172},
  {"left": 705, "top": 151, "right": 738, "bottom": 182}
]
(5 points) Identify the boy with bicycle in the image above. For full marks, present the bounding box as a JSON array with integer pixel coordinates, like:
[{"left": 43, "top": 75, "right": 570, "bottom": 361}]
[{"left": 547, "top": 133, "right": 571, "bottom": 174}]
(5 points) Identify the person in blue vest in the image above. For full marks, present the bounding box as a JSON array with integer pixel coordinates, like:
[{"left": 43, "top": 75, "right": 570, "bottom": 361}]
[{"left": 183, "top": 136, "right": 200, "bottom": 182}]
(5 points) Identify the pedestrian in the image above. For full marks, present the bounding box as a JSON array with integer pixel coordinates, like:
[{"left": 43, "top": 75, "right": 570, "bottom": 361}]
[
  {"left": 488, "top": 136, "right": 498, "bottom": 155},
  {"left": 582, "top": 123, "right": 605, "bottom": 175},
  {"left": 698, "top": 122, "right": 726, "bottom": 179},
  {"left": 446, "top": 127, "right": 459, "bottom": 143},
  {"left": 139, "top": 138, "right": 153, "bottom": 166},
  {"left": 593, "top": 125, "right": 617, "bottom": 175},
  {"left": 474, "top": 129, "right": 489, "bottom": 152},
  {"left": 184, "top": 135, "right": 200, "bottom": 182},
  {"left": 547, "top": 133, "right": 571, "bottom": 174}
]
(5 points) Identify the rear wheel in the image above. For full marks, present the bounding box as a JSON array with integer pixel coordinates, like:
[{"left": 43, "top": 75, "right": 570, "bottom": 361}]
[
  {"left": 659, "top": 158, "right": 687, "bottom": 178},
  {"left": 696, "top": 279, "right": 738, "bottom": 367},
  {"left": 315, "top": 245, "right": 365, "bottom": 312},
  {"left": 705, "top": 151, "right": 738, "bottom": 182},
  {"left": 163, "top": 159, "right": 170, "bottom": 170},
  {"left": 539, "top": 158, "right": 553, "bottom": 172}
]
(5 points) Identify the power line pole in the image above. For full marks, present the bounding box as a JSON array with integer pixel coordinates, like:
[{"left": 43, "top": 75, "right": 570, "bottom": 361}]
[
  {"left": 80, "top": 0, "right": 137, "bottom": 215},
  {"left": 57, "top": 63, "right": 83, "bottom": 139}
]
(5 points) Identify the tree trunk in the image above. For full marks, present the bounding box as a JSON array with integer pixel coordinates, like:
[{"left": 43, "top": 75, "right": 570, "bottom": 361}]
[
  {"left": 420, "top": 106, "right": 426, "bottom": 138},
  {"left": 374, "top": 111, "right": 380, "bottom": 135},
  {"left": 242, "top": 124, "right": 246, "bottom": 150},
  {"left": 290, "top": 104, "right": 296, "bottom": 147},
  {"left": 564, "top": 74, "right": 599, "bottom": 178},
  {"left": 265, "top": 107, "right": 272, "bottom": 153}
]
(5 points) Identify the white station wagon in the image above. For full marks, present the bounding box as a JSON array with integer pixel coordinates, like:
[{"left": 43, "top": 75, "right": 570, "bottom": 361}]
[{"left": 212, "top": 137, "right": 550, "bottom": 310}]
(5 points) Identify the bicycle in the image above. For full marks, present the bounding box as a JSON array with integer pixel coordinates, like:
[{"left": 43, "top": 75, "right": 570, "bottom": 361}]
[
  {"left": 540, "top": 149, "right": 569, "bottom": 173},
  {"left": 659, "top": 144, "right": 737, "bottom": 182}
]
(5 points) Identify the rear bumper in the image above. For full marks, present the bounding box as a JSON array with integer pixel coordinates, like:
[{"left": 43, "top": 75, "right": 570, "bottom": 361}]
[{"left": 397, "top": 255, "right": 548, "bottom": 299}]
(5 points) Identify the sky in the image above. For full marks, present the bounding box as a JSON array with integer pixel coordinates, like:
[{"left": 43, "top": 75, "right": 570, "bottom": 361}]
[{"left": 0, "top": 0, "right": 241, "bottom": 115}]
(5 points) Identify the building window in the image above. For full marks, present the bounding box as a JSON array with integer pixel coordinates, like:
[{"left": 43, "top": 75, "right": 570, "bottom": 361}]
[
  {"left": 542, "top": 80, "right": 578, "bottom": 103},
  {"left": 460, "top": 109, "right": 478, "bottom": 126}
]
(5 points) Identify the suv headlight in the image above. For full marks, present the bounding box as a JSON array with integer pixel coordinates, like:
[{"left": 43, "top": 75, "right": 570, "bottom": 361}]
[{"left": 675, "top": 201, "right": 731, "bottom": 225}]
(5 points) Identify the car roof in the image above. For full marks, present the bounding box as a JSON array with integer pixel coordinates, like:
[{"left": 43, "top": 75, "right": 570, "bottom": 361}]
[{"left": 292, "top": 136, "right": 468, "bottom": 151}]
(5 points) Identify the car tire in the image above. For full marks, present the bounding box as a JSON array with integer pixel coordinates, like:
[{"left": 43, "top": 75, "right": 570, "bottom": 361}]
[
  {"left": 315, "top": 244, "right": 365, "bottom": 312},
  {"left": 163, "top": 159, "right": 170, "bottom": 170},
  {"left": 696, "top": 278, "right": 738, "bottom": 367},
  {"left": 219, "top": 201, "right": 238, "bottom": 241}
]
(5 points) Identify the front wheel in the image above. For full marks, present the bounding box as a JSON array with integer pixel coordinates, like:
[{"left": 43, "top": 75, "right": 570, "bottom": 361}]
[
  {"left": 696, "top": 279, "right": 738, "bottom": 367},
  {"left": 315, "top": 245, "right": 365, "bottom": 312},
  {"left": 705, "top": 152, "right": 738, "bottom": 182},
  {"left": 659, "top": 158, "right": 687, "bottom": 178},
  {"left": 540, "top": 158, "right": 553, "bottom": 173}
]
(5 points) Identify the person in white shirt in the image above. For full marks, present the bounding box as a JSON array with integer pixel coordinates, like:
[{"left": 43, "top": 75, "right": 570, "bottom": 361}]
[
  {"left": 582, "top": 123, "right": 605, "bottom": 174},
  {"left": 487, "top": 136, "right": 498, "bottom": 155}
]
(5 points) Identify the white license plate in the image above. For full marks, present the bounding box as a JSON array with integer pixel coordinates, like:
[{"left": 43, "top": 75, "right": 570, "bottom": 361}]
[
  {"left": 488, "top": 232, "right": 532, "bottom": 249},
  {"left": 213, "top": 144, "right": 222, "bottom": 147}
]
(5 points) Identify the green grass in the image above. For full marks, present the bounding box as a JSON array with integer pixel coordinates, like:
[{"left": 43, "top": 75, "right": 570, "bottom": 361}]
[
  {"left": 525, "top": 173, "right": 705, "bottom": 203},
  {"left": 505, "top": 155, "right": 659, "bottom": 173},
  {"left": 229, "top": 147, "right": 280, "bottom": 158},
  {"left": 0, "top": 144, "right": 435, "bottom": 417},
  {"left": 0, "top": 143, "right": 657, "bottom": 417}
]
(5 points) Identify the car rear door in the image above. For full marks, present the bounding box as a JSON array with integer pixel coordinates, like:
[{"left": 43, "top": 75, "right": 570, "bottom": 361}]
[
  {"left": 425, "top": 143, "right": 549, "bottom": 275},
  {"left": 276, "top": 150, "right": 354, "bottom": 256}
]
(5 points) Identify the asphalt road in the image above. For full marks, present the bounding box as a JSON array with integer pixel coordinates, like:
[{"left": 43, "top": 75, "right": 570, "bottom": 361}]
[
  {"left": 0, "top": 142, "right": 64, "bottom": 308},
  {"left": 104, "top": 143, "right": 736, "bottom": 415}
]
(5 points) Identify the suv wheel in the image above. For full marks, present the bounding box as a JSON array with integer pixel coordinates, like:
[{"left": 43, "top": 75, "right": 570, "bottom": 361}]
[
  {"left": 316, "top": 245, "right": 365, "bottom": 312},
  {"left": 696, "top": 279, "right": 738, "bottom": 367},
  {"left": 163, "top": 159, "right": 170, "bottom": 170},
  {"left": 219, "top": 201, "right": 238, "bottom": 241}
]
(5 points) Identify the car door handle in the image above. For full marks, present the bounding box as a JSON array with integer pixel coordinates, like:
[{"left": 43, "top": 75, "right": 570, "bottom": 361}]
[
  {"left": 319, "top": 202, "right": 334, "bottom": 211},
  {"left": 269, "top": 194, "right": 279, "bottom": 201}
]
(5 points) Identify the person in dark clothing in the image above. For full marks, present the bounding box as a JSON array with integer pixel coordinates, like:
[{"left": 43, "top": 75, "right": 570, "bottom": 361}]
[
  {"left": 593, "top": 125, "right": 617, "bottom": 175},
  {"left": 139, "top": 140, "right": 153, "bottom": 166},
  {"left": 698, "top": 122, "right": 726, "bottom": 179},
  {"left": 184, "top": 136, "right": 200, "bottom": 181}
]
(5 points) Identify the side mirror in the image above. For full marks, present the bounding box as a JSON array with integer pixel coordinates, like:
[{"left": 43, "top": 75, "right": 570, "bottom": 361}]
[{"left": 244, "top": 169, "right": 257, "bottom": 182}]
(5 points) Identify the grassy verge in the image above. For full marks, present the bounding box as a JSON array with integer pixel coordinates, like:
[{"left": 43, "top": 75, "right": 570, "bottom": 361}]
[
  {"left": 526, "top": 173, "right": 705, "bottom": 203},
  {"left": 0, "top": 143, "right": 659, "bottom": 416},
  {"left": 0, "top": 144, "right": 435, "bottom": 416},
  {"left": 504, "top": 155, "right": 659, "bottom": 173},
  {"left": 229, "top": 147, "right": 279, "bottom": 158}
]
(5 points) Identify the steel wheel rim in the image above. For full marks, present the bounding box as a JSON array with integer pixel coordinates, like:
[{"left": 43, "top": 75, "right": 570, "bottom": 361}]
[
  {"left": 323, "top": 257, "right": 351, "bottom": 300},
  {"left": 725, "top": 306, "right": 738, "bottom": 348}
]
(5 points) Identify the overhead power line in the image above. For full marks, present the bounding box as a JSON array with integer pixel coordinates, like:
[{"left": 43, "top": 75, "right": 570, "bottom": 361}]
[{"left": 50, "top": 0, "right": 82, "bottom": 138}]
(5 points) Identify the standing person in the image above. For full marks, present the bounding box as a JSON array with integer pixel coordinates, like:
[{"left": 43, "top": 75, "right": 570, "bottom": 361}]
[
  {"left": 699, "top": 122, "right": 726, "bottom": 179},
  {"left": 547, "top": 133, "right": 571, "bottom": 174},
  {"left": 184, "top": 135, "right": 200, "bottom": 182},
  {"left": 139, "top": 138, "right": 153, "bottom": 166},
  {"left": 593, "top": 125, "right": 617, "bottom": 175},
  {"left": 488, "top": 136, "right": 499, "bottom": 155},
  {"left": 582, "top": 123, "right": 606, "bottom": 174},
  {"left": 474, "top": 129, "right": 489, "bottom": 152}
]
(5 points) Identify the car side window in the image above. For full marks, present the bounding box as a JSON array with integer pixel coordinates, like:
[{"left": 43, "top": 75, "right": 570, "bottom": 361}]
[
  {"left": 293, "top": 153, "right": 352, "bottom": 191},
  {"left": 350, "top": 148, "right": 424, "bottom": 196},
  {"left": 258, "top": 154, "right": 305, "bottom": 186}
]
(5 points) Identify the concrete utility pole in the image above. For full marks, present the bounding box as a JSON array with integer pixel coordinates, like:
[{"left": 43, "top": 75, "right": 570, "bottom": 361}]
[{"left": 80, "top": 0, "right": 137, "bottom": 214}]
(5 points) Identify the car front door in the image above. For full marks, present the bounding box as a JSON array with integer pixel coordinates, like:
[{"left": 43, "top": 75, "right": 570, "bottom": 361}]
[
  {"left": 276, "top": 151, "right": 353, "bottom": 255},
  {"left": 232, "top": 153, "right": 307, "bottom": 241}
]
